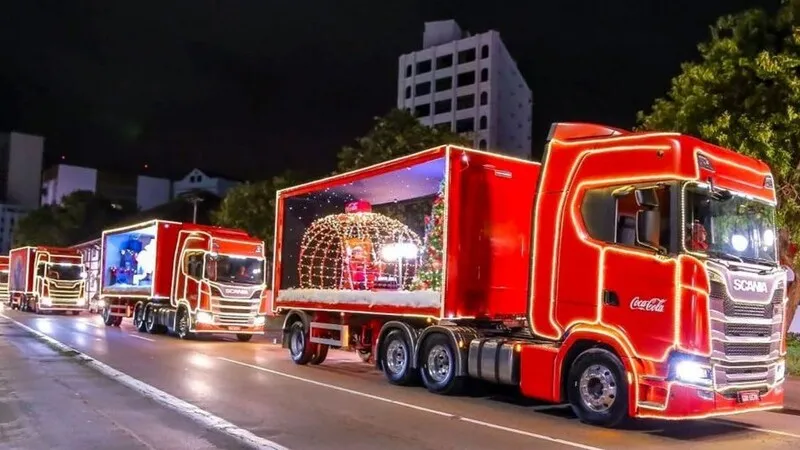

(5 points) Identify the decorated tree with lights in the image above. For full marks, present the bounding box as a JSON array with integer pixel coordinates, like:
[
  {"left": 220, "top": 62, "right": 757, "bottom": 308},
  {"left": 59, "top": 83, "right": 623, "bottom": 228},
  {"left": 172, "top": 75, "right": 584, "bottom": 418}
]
[{"left": 414, "top": 179, "right": 446, "bottom": 291}]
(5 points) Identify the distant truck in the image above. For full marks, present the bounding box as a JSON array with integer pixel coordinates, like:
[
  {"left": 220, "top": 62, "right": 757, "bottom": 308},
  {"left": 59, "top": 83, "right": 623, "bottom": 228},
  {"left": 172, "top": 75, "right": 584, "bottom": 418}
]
[
  {"left": 7, "top": 246, "right": 86, "bottom": 314},
  {"left": 99, "top": 220, "right": 269, "bottom": 341},
  {"left": 0, "top": 255, "right": 9, "bottom": 304},
  {"left": 271, "top": 123, "right": 787, "bottom": 427},
  {"left": 71, "top": 238, "right": 103, "bottom": 313}
]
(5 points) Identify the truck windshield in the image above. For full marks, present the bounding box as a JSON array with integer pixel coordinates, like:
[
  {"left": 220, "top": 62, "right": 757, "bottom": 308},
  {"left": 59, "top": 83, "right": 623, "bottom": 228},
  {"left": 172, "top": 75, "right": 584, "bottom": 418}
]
[
  {"left": 204, "top": 254, "right": 264, "bottom": 285},
  {"left": 42, "top": 263, "right": 85, "bottom": 281},
  {"left": 0, "top": 271, "right": 7, "bottom": 284},
  {"left": 683, "top": 183, "right": 777, "bottom": 266}
]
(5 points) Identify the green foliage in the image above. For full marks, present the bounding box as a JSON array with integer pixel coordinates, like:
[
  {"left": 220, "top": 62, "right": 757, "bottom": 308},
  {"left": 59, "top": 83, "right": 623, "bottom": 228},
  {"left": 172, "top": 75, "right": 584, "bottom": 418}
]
[
  {"left": 13, "top": 190, "right": 138, "bottom": 247},
  {"left": 788, "top": 333, "right": 800, "bottom": 376},
  {"left": 413, "top": 180, "right": 445, "bottom": 291},
  {"left": 336, "top": 108, "right": 471, "bottom": 173},
  {"left": 211, "top": 171, "right": 304, "bottom": 255}
]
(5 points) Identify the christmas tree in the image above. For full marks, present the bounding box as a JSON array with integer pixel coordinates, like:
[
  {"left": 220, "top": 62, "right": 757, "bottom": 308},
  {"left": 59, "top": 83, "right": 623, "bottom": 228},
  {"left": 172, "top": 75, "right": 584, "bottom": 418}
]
[{"left": 414, "top": 179, "right": 445, "bottom": 291}]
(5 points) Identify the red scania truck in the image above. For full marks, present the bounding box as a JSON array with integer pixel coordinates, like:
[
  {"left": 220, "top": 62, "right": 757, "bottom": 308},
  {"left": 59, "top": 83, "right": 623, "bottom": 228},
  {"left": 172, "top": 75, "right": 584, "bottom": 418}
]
[
  {"left": 271, "top": 123, "right": 787, "bottom": 427},
  {"left": 99, "top": 220, "right": 269, "bottom": 341},
  {"left": 7, "top": 246, "right": 86, "bottom": 313},
  {"left": 0, "top": 255, "right": 9, "bottom": 304}
]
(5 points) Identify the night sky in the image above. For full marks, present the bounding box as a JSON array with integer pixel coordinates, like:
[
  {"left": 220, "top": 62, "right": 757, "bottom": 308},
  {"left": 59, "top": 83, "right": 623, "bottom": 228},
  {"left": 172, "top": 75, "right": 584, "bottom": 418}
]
[{"left": 0, "top": 0, "right": 780, "bottom": 182}]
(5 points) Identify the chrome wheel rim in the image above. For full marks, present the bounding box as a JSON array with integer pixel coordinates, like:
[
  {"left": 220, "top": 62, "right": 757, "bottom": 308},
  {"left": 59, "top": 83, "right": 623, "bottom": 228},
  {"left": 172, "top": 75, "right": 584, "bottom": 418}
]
[
  {"left": 290, "top": 328, "right": 305, "bottom": 356},
  {"left": 579, "top": 364, "right": 618, "bottom": 412},
  {"left": 385, "top": 339, "right": 408, "bottom": 375},
  {"left": 178, "top": 312, "right": 189, "bottom": 336},
  {"left": 426, "top": 344, "right": 452, "bottom": 383}
]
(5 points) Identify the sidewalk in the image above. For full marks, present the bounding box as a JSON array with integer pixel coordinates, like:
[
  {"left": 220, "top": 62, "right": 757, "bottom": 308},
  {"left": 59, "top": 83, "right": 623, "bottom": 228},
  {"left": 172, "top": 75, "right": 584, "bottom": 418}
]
[{"left": 0, "top": 318, "right": 249, "bottom": 450}]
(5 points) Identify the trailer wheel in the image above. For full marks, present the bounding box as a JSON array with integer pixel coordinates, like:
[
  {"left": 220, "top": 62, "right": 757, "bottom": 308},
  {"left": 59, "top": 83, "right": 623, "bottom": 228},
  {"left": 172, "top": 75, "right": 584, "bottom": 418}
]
[
  {"left": 102, "top": 306, "right": 115, "bottom": 326},
  {"left": 145, "top": 305, "right": 160, "bottom": 334},
  {"left": 133, "top": 302, "right": 147, "bottom": 332},
  {"left": 288, "top": 321, "right": 314, "bottom": 365},
  {"left": 419, "top": 333, "right": 464, "bottom": 395},
  {"left": 175, "top": 307, "right": 193, "bottom": 339},
  {"left": 113, "top": 316, "right": 123, "bottom": 327},
  {"left": 566, "top": 348, "right": 629, "bottom": 428},
  {"left": 309, "top": 344, "right": 329, "bottom": 365},
  {"left": 236, "top": 334, "right": 253, "bottom": 342},
  {"left": 380, "top": 329, "right": 416, "bottom": 385}
]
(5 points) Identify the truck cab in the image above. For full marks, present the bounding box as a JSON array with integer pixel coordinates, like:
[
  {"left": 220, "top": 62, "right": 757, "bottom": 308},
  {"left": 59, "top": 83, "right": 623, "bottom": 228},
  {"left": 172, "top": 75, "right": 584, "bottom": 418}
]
[{"left": 8, "top": 246, "right": 86, "bottom": 314}]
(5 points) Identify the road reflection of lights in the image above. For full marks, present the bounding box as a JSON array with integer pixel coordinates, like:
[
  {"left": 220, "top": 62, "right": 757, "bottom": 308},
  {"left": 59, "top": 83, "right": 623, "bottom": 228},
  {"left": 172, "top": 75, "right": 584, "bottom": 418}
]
[
  {"left": 74, "top": 333, "right": 87, "bottom": 347},
  {"left": 188, "top": 352, "right": 214, "bottom": 369},
  {"left": 35, "top": 318, "right": 53, "bottom": 334},
  {"left": 74, "top": 321, "right": 88, "bottom": 332},
  {"left": 186, "top": 378, "right": 213, "bottom": 398}
]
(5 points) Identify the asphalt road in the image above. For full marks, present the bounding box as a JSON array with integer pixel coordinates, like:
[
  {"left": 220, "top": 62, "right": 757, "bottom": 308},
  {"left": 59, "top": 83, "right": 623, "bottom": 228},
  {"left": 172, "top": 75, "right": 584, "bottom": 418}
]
[{"left": 1, "top": 309, "right": 799, "bottom": 450}]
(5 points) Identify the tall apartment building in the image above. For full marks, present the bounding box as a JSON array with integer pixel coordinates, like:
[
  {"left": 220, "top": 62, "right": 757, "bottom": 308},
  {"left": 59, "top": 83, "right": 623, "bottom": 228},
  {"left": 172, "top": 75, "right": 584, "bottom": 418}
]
[
  {"left": 0, "top": 131, "right": 44, "bottom": 253},
  {"left": 397, "top": 20, "right": 533, "bottom": 160},
  {"left": 41, "top": 164, "right": 172, "bottom": 211}
]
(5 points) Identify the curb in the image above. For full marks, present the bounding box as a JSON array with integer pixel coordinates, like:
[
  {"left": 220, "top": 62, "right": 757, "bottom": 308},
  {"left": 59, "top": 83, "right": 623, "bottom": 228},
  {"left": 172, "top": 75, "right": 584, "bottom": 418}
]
[{"left": 0, "top": 314, "right": 289, "bottom": 450}]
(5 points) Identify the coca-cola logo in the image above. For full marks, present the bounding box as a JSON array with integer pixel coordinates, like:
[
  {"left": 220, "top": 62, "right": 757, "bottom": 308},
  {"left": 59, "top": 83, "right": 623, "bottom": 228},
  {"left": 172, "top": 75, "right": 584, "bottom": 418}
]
[{"left": 630, "top": 297, "right": 666, "bottom": 313}]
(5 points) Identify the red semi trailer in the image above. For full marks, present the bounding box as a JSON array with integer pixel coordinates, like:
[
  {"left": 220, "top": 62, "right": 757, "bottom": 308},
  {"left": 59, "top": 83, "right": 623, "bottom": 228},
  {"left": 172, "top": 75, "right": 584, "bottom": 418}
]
[
  {"left": 0, "top": 255, "right": 9, "bottom": 304},
  {"left": 99, "top": 220, "right": 269, "bottom": 341},
  {"left": 7, "top": 246, "right": 86, "bottom": 313},
  {"left": 271, "top": 123, "right": 787, "bottom": 426}
]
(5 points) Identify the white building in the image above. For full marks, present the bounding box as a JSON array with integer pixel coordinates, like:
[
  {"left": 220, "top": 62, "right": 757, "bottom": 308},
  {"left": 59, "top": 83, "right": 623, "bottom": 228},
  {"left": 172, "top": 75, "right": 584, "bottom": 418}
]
[
  {"left": 41, "top": 164, "right": 172, "bottom": 211},
  {"left": 172, "top": 168, "right": 239, "bottom": 199},
  {"left": 0, "top": 204, "right": 30, "bottom": 253},
  {"left": 0, "top": 131, "right": 45, "bottom": 252},
  {"left": 397, "top": 20, "right": 533, "bottom": 160}
]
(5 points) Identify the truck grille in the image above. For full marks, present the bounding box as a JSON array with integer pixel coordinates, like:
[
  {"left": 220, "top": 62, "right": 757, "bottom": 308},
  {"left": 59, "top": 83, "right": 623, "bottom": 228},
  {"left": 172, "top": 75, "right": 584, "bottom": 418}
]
[
  {"left": 723, "top": 342, "right": 772, "bottom": 357},
  {"left": 724, "top": 323, "right": 773, "bottom": 338},
  {"left": 210, "top": 296, "right": 259, "bottom": 326}
]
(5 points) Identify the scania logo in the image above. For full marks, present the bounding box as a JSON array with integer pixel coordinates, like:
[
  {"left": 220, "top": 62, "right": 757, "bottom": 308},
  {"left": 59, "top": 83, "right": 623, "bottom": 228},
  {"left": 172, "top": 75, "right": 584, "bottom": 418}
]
[
  {"left": 630, "top": 297, "right": 666, "bottom": 313},
  {"left": 222, "top": 287, "right": 249, "bottom": 296},
  {"left": 731, "top": 279, "right": 768, "bottom": 293}
]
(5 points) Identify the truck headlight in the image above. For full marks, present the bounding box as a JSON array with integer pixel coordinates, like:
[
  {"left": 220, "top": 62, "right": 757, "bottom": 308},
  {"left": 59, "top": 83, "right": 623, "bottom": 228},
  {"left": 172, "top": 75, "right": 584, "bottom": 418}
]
[
  {"left": 775, "top": 361, "right": 786, "bottom": 381},
  {"left": 41, "top": 297, "right": 52, "bottom": 306},
  {"left": 253, "top": 316, "right": 266, "bottom": 327},
  {"left": 196, "top": 311, "right": 214, "bottom": 324},
  {"left": 674, "top": 360, "right": 713, "bottom": 386}
]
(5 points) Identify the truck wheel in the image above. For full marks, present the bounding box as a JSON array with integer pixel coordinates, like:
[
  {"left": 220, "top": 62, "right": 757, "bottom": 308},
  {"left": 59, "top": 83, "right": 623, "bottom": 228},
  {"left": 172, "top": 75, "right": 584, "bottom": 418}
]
[
  {"left": 102, "top": 306, "right": 115, "bottom": 326},
  {"left": 70, "top": 311, "right": 80, "bottom": 316},
  {"left": 419, "top": 333, "right": 464, "bottom": 395},
  {"left": 133, "top": 303, "right": 147, "bottom": 332},
  {"left": 145, "top": 305, "right": 160, "bottom": 334},
  {"left": 380, "top": 329, "right": 416, "bottom": 385},
  {"left": 176, "top": 307, "right": 193, "bottom": 339},
  {"left": 288, "top": 321, "right": 314, "bottom": 365},
  {"left": 309, "top": 344, "right": 329, "bottom": 365},
  {"left": 236, "top": 334, "right": 253, "bottom": 342},
  {"left": 113, "top": 316, "right": 123, "bottom": 327},
  {"left": 566, "top": 348, "right": 629, "bottom": 428}
]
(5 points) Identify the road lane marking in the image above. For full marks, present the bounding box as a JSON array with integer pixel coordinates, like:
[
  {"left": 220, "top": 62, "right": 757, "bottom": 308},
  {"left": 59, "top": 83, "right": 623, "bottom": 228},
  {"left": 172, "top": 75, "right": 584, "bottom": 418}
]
[
  {"left": 218, "top": 357, "right": 605, "bottom": 450},
  {"left": 129, "top": 334, "right": 156, "bottom": 342},
  {"left": 0, "top": 314, "right": 290, "bottom": 450}
]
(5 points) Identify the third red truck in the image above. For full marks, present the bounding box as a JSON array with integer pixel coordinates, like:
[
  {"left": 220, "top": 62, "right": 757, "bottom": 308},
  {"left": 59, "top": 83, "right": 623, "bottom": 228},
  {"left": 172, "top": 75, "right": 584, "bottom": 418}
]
[{"left": 270, "top": 122, "right": 787, "bottom": 426}]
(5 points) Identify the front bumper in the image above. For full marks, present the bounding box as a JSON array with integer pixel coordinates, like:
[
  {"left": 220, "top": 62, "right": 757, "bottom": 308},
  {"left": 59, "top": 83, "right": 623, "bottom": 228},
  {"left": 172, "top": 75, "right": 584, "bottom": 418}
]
[
  {"left": 192, "top": 322, "right": 264, "bottom": 335},
  {"left": 637, "top": 381, "right": 784, "bottom": 420}
]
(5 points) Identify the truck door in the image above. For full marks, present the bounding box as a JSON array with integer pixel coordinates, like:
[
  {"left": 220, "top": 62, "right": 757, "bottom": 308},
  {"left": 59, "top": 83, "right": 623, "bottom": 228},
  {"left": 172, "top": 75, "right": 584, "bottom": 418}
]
[{"left": 600, "top": 185, "right": 677, "bottom": 361}]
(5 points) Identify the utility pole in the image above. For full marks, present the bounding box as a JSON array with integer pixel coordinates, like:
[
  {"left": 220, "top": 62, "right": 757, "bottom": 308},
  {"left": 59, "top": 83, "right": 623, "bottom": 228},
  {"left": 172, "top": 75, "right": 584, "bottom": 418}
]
[{"left": 184, "top": 192, "right": 204, "bottom": 224}]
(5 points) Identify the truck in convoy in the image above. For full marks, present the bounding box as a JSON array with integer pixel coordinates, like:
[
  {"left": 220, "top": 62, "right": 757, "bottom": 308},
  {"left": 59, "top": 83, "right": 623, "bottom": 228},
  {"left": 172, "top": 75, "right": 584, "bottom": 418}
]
[
  {"left": 271, "top": 123, "right": 787, "bottom": 427},
  {"left": 99, "top": 220, "right": 269, "bottom": 341},
  {"left": 0, "top": 255, "right": 9, "bottom": 304},
  {"left": 7, "top": 246, "right": 86, "bottom": 314},
  {"left": 71, "top": 238, "right": 103, "bottom": 313}
]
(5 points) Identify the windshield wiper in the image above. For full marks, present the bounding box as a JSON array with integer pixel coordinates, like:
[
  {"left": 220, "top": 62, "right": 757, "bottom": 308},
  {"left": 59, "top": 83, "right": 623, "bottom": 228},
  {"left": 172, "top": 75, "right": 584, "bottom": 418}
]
[
  {"left": 704, "top": 249, "right": 743, "bottom": 263},
  {"left": 738, "top": 255, "right": 777, "bottom": 267}
]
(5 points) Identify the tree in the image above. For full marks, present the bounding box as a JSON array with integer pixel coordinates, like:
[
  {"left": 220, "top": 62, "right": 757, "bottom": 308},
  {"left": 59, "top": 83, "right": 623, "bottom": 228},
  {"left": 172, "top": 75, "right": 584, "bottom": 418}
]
[
  {"left": 336, "top": 108, "right": 471, "bottom": 173},
  {"left": 13, "top": 190, "right": 138, "bottom": 247},
  {"left": 637, "top": 0, "right": 800, "bottom": 330},
  {"left": 413, "top": 179, "right": 446, "bottom": 291},
  {"left": 211, "top": 171, "right": 303, "bottom": 255}
]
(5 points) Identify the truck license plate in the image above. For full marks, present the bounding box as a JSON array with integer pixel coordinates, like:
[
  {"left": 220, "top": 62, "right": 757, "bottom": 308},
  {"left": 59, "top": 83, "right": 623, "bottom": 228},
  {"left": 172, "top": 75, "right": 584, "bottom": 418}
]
[
  {"left": 738, "top": 390, "right": 760, "bottom": 403},
  {"left": 228, "top": 326, "right": 241, "bottom": 331}
]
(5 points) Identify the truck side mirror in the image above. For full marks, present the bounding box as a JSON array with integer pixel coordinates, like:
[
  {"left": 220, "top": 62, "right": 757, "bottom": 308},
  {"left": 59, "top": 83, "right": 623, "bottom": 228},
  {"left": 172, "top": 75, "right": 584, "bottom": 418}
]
[{"left": 636, "top": 210, "right": 662, "bottom": 253}]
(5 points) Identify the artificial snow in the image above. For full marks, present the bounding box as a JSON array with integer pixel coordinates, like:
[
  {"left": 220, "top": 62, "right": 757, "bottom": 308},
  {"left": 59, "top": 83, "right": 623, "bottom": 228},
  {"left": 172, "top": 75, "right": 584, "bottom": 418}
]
[{"left": 277, "top": 288, "right": 442, "bottom": 309}]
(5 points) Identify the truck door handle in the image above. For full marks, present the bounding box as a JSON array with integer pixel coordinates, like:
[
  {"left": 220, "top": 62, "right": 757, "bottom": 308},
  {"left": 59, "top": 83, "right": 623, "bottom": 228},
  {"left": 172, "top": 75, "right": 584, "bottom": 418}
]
[{"left": 603, "top": 290, "right": 619, "bottom": 307}]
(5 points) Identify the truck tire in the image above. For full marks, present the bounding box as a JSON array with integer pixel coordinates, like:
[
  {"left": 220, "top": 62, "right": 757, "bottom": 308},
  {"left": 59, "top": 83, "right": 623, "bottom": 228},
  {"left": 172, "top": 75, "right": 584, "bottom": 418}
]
[
  {"left": 133, "top": 303, "right": 147, "bottom": 332},
  {"left": 380, "top": 329, "right": 416, "bottom": 385},
  {"left": 145, "top": 305, "right": 160, "bottom": 334},
  {"left": 70, "top": 311, "right": 80, "bottom": 316},
  {"left": 309, "top": 344, "right": 329, "bottom": 365},
  {"left": 113, "top": 316, "right": 123, "bottom": 326},
  {"left": 288, "top": 321, "right": 314, "bottom": 365},
  {"left": 175, "top": 307, "right": 194, "bottom": 339},
  {"left": 102, "top": 306, "right": 115, "bottom": 326},
  {"left": 566, "top": 348, "right": 629, "bottom": 427},
  {"left": 419, "top": 332, "right": 464, "bottom": 395},
  {"left": 236, "top": 334, "right": 253, "bottom": 342}
]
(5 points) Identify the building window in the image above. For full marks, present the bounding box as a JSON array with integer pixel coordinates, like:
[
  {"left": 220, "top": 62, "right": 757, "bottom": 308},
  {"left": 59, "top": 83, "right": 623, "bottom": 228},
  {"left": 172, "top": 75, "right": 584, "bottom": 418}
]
[
  {"left": 457, "top": 71, "right": 475, "bottom": 87},
  {"left": 481, "top": 45, "right": 489, "bottom": 59},
  {"left": 434, "top": 122, "right": 452, "bottom": 131},
  {"left": 405, "top": 86, "right": 411, "bottom": 98},
  {"left": 434, "top": 100, "right": 452, "bottom": 115},
  {"left": 480, "top": 68, "right": 489, "bottom": 82},
  {"left": 414, "top": 103, "right": 431, "bottom": 117},
  {"left": 456, "top": 118, "right": 475, "bottom": 133},
  {"left": 479, "top": 116, "right": 487, "bottom": 130},
  {"left": 406, "top": 65, "right": 412, "bottom": 77},
  {"left": 415, "top": 81, "right": 431, "bottom": 96},
  {"left": 416, "top": 60, "right": 432, "bottom": 74},
  {"left": 478, "top": 139, "right": 487, "bottom": 149},
  {"left": 456, "top": 94, "right": 475, "bottom": 110},
  {"left": 457, "top": 48, "right": 476, "bottom": 64},
  {"left": 436, "top": 54, "right": 453, "bottom": 69},
  {"left": 435, "top": 77, "right": 452, "bottom": 92},
  {"left": 480, "top": 91, "right": 488, "bottom": 105}
]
